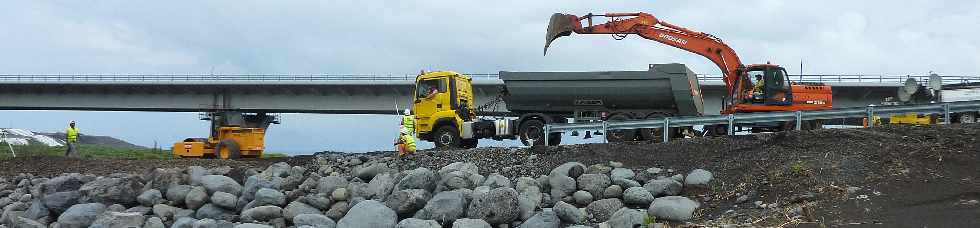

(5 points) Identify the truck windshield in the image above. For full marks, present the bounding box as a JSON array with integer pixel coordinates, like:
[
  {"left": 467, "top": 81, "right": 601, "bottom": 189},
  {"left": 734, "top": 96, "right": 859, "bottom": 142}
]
[{"left": 416, "top": 79, "right": 446, "bottom": 98}]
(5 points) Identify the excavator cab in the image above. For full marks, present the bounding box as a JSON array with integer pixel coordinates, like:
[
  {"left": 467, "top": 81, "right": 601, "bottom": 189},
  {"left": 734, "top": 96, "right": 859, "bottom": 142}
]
[{"left": 745, "top": 65, "right": 793, "bottom": 105}]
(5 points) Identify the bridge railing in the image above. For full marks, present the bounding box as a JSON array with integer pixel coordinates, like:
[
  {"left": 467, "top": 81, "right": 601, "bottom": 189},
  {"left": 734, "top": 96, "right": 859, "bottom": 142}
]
[
  {"left": 0, "top": 74, "right": 501, "bottom": 82},
  {"left": 1, "top": 73, "right": 978, "bottom": 85}
]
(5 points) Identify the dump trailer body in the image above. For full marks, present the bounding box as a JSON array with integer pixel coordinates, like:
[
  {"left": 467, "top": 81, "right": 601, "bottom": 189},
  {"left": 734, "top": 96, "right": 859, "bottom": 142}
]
[{"left": 499, "top": 63, "right": 704, "bottom": 118}]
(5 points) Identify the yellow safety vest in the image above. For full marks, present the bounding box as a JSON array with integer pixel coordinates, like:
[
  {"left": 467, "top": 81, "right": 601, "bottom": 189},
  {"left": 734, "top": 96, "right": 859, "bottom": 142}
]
[
  {"left": 66, "top": 127, "right": 78, "bottom": 143},
  {"left": 402, "top": 134, "right": 416, "bottom": 153},
  {"left": 402, "top": 115, "right": 415, "bottom": 133}
]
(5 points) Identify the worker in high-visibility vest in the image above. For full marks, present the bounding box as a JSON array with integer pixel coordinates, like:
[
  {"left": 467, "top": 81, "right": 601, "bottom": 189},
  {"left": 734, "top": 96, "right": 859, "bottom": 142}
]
[
  {"left": 65, "top": 121, "right": 79, "bottom": 157},
  {"left": 395, "top": 127, "right": 416, "bottom": 157},
  {"left": 401, "top": 109, "right": 415, "bottom": 135}
]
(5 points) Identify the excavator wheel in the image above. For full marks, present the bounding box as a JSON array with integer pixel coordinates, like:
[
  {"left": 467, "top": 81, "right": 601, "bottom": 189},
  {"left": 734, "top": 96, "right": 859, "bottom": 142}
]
[{"left": 214, "top": 139, "right": 241, "bottom": 159}]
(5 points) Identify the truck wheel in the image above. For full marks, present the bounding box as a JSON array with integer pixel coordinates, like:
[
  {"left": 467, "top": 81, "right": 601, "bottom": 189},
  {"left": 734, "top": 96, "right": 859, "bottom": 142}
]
[
  {"left": 461, "top": 138, "right": 478, "bottom": 149},
  {"left": 214, "top": 139, "right": 241, "bottom": 159},
  {"left": 433, "top": 125, "right": 461, "bottom": 149},
  {"left": 640, "top": 113, "right": 668, "bottom": 142},
  {"left": 958, "top": 113, "right": 976, "bottom": 123},
  {"left": 519, "top": 119, "right": 547, "bottom": 146},
  {"left": 605, "top": 114, "right": 635, "bottom": 143}
]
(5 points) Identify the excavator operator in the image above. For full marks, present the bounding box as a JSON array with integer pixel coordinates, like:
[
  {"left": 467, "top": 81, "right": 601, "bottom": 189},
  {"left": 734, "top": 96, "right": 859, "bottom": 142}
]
[{"left": 754, "top": 74, "right": 765, "bottom": 96}]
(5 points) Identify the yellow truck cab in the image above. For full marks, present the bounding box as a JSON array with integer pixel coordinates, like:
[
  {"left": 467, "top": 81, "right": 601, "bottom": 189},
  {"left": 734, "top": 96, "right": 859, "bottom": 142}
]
[{"left": 412, "top": 71, "right": 480, "bottom": 148}]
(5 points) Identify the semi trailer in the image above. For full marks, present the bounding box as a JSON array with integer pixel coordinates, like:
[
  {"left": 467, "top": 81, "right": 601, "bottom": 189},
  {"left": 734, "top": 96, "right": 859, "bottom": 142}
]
[{"left": 411, "top": 63, "right": 704, "bottom": 148}]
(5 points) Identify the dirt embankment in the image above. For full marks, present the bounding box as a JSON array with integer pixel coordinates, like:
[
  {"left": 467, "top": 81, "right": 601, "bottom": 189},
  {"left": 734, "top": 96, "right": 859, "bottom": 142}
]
[{"left": 2, "top": 124, "right": 978, "bottom": 226}]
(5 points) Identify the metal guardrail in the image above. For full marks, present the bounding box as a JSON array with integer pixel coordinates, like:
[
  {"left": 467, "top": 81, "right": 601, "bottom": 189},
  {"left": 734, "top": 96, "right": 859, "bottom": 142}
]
[
  {"left": 1, "top": 73, "right": 978, "bottom": 84},
  {"left": 543, "top": 100, "right": 980, "bottom": 145},
  {"left": 697, "top": 74, "right": 980, "bottom": 85}
]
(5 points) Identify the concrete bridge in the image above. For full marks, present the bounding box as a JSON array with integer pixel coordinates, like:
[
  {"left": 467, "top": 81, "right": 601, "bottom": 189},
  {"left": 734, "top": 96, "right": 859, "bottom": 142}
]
[{"left": 1, "top": 74, "right": 976, "bottom": 116}]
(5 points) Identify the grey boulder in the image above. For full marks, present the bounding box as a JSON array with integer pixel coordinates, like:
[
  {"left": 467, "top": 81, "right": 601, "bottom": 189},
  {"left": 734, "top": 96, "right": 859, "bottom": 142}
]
[
  {"left": 90, "top": 211, "right": 145, "bottom": 228},
  {"left": 413, "top": 191, "right": 468, "bottom": 224},
  {"left": 283, "top": 201, "right": 322, "bottom": 221},
  {"left": 451, "top": 218, "right": 490, "bottom": 228},
  {"left": 684, "top": 169, "right": 713, "bottom": 187},
  {"left": 137, "top": 189, "right": 164, "bottom": 207},
  {"left": 599, "top": 208, "right": 646, "bottom": 228},
  {"left": 518, "top": 209, "right": 560, "bottom": 228},
  {"left": 57, "top": 203, "right": 107, "bottom": 228},
  {"left": 385, "top": 189, "right": 431, "bottom": 217},
  {"left": 200, "top": 175, "right": 242, "bottom": 196},
  {"left": 648, "top": 196, "right": 699, "bottom": 221},
  {"left": 293, "top": 214, "right": 336, "bottom": 228},
  {"left": 241, "top": 206, "right": 282, "bottom": 222},
  {"left": 585, "top": 199, "right": 623, "bottom": 222},
  {"left": 643, "top": 179, "right": 682, "bottom": 197},
  {"left": 394, "top": 218, "right": 440, "bottom": 228},
  {"left": 337, "top": 200, "right": 396, "bottom": 228},
  {"left": 623, "top": 187, "right": 654, "bottom": 206},
  {"left": 466, "top": 187, "right": 519, "bottom": 225},
  {"left": 395, "top": 168, "right": 437, "bottom": 193},
  {"left": 552, "top": 201, "right": 584, "bottom": 224},
  {"left": 78, "top": 176, "right": 143, "bottom": 206},
  {"left": 253, "top": 188, "right": 285, "bottom": 206}
]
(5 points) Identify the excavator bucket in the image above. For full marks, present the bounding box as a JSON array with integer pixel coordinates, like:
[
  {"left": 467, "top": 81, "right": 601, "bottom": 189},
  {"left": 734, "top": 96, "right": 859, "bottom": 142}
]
[{"left": 544, "top": 13, "right": 578, "bottom": 55}]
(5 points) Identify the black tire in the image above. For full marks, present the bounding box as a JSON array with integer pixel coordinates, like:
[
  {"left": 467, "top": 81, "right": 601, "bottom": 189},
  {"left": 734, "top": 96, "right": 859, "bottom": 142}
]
[
  {"left": 519, "top": 119, "right": 547, "bottom": 146},
  {"left": 639, "top": 113, "right": 668, "bottom": 142},
  {"left": 214, "top": 139, "right": 241, "bottom": 159},
  {"left": 433, "top": 125, "right": 461, "bottom": 149},
  {"left": 604, "top": 114, "right": 635, "bottom": 142},
  {"left": 547, "top": 133, "right": 562, "bottom": 146},
  {"left": 705, "top": 124, "right": 728, "bottom": 137},
  {"left": 461, "top": 138, "right": 478, "bottom": 149}
]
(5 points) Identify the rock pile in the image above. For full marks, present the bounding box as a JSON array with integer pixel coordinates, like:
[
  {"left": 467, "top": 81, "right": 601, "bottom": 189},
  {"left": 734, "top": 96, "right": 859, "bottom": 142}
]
[{"left": 0, "top": 157, "right": 713, "bottom": 228}]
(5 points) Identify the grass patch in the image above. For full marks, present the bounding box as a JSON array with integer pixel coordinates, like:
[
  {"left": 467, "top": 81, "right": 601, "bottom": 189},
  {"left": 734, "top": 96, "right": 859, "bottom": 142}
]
[
  {"left": 0, "top": 143, "right": 172, "bottom": 160},
  {"left": 262, "top": 152, "right": 289, "bottom": 158}
]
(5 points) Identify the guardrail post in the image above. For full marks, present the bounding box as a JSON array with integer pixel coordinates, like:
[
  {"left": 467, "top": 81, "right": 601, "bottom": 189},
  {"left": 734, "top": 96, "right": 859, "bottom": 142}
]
[
  {"left": 543, "top": 125, "right": 551, "bottom": 146},
  {"left": 602, "top": 121, "right": 609, "bottom": 143},
  {"left": 662, "top": 117, "right": 671, "bottom": 143},
  {"left": 726, "top": 114, "right": 735, "bottom": 135},
  {"left": 795, "top": 111, "right": 803, "bottom": 131},
  {"left": 866, "top": 106, "right": 875, "bottom": 128},
  {"left": 943, "top": 103, "right": 951, "bottom": 124}
]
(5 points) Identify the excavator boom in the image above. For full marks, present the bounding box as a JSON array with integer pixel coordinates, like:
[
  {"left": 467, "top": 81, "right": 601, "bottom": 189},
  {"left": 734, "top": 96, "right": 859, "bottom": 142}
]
[{"left": 544, "top": 11, "right": 833, "bottom": 114}]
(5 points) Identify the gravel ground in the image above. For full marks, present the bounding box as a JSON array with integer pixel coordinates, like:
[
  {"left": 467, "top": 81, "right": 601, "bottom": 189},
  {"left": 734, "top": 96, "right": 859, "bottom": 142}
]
[{"left": 1, "top": 124, "right": 977, "bottom": 226}]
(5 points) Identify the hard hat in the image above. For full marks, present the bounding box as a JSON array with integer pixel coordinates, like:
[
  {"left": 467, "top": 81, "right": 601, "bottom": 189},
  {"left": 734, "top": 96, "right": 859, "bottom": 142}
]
[
  {"left": 70, "top": 120, "right": 75, "bottom": 124},
  {"left": 404, "top": 109, "right": 411, "bottom": 115}
]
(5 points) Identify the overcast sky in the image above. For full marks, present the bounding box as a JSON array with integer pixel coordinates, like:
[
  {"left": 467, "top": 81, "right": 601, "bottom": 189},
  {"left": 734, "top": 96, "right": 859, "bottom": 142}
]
[{"left": 1, "top": 1, "right": 978, "bottom": 153}]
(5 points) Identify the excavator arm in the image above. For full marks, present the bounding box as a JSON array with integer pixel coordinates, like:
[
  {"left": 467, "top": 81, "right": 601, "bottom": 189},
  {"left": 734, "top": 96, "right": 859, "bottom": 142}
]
[{"left": 545, "top": 12, "right": 745, "bottom": 94}]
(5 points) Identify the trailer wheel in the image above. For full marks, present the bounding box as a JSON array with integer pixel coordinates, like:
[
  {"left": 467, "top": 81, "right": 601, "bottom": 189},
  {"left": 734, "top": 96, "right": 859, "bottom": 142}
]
[
  {"left": 461, "top": 138, "right": 478, "bottom": 149},
  {"left": 705, "top": 124, "right": 729, "bottom": 136},
  {"left": 433, "top": 125, "right": 461, "bottom": 149},
  {"left": 640, "top": 113, "right": 668, "bottom": 142},
  {"left": 957, "top": 113, "right": 976, "bottom": 123},
  {"left": 214, "top": 139, "right": 241, "bottom": 159},
  {"left": 519, "top": 119, "right": 548, "bottom": 146},
  {"left": 605, "top": 114, "right": 635, "bottom": 143}
]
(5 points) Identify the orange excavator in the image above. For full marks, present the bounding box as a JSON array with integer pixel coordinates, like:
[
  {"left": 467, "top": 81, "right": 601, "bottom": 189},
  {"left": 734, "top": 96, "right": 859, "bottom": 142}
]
[{"left": 545, "top": 12, "right": 833, "bottom": 134}]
